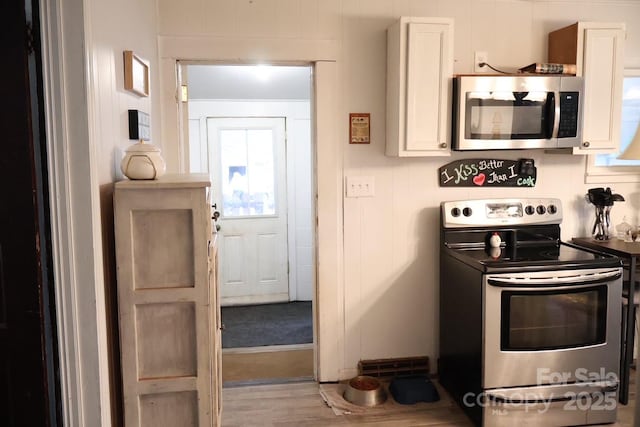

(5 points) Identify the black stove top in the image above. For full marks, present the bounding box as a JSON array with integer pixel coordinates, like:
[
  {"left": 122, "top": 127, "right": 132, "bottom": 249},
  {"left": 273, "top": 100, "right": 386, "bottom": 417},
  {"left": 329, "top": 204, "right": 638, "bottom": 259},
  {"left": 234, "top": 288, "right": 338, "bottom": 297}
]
[
  {"left": 454, "top": 242, "right": 616, "bottom": 264},
  {"left": 445, "top": 242, "right": 621, "bottom": 272},
  {"left": 440, "top": 198, "right": 623, "bottom": 273}
]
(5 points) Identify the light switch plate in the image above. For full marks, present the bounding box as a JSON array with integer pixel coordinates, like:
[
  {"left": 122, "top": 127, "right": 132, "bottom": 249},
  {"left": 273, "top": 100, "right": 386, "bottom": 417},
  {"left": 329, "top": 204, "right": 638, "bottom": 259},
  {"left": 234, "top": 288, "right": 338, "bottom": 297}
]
[{"left": 346, "top": 176, "right": 375, "bottom": 198}]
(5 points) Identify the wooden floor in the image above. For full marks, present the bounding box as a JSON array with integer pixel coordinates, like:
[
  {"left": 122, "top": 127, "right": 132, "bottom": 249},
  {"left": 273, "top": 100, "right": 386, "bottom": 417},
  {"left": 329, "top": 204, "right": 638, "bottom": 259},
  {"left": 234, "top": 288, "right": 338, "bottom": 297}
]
[
  {"left": 222, "top": 345, "right": 314, "bottom": 384},
  {"left": 222, "top": 376, "right": 636, "bottom": 426}
]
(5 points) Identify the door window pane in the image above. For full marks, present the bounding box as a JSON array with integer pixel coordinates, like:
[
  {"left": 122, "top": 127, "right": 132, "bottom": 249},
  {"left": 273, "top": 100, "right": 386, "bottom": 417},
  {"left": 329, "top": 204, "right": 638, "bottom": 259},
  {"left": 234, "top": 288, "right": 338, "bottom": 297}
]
[{"left": 220, "top": 128, "right": 276, "bottom": 217}]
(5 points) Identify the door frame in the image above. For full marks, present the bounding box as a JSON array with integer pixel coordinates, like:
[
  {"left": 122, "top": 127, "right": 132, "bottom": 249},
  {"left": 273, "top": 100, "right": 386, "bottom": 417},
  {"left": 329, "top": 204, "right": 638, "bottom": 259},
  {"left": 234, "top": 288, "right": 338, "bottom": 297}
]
[
  {"left": 40, "top": 0, "right": 113, "bottom": 425},
  {"left": 159, "top": 38, "right": 344, "bottom": 382}
]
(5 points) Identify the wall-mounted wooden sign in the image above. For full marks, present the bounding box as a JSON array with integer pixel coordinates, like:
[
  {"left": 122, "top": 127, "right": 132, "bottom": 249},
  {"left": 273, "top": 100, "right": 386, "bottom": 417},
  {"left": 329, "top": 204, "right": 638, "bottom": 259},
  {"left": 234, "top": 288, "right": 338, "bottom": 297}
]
[{"left": 439, "top": 158, "right": 537, "bottom": 187}]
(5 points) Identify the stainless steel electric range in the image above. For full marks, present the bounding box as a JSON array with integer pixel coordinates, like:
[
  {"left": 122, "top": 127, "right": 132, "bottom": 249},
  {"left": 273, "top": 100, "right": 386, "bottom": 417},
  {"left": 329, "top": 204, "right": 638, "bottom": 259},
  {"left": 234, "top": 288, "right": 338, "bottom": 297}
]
[{"left": 439, "top": 198, "right": 622, "bottom": 427}]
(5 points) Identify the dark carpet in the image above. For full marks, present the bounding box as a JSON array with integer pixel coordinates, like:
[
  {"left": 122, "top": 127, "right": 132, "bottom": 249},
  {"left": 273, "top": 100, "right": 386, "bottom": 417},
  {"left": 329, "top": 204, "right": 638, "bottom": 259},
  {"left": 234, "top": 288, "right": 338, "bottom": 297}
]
[{"left": 221, "top": 301, "right": 313, "bottom": 348}]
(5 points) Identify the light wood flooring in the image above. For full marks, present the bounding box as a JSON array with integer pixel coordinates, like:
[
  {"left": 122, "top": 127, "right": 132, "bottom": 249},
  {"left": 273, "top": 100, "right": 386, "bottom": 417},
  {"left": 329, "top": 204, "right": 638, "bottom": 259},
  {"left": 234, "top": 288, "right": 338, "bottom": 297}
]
[
  {"left": 222, "top": 375, "right": 636, "bottom": 426},
  {"left": 222, "top": 345, "right": 314, "bottom": 384}
]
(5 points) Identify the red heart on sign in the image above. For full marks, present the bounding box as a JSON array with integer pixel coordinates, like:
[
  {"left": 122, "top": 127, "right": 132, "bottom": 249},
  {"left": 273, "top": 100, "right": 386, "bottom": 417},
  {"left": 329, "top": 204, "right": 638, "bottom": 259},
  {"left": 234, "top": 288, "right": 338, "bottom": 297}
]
[{"left": 473, "top": 173, "right": 486, "bottom": 186}]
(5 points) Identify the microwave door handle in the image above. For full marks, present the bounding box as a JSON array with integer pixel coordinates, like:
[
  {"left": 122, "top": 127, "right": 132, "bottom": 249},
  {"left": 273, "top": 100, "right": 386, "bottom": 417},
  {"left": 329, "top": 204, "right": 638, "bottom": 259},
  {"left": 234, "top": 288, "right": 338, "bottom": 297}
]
[{"left": 550, "top": 91, "right": 560, "bottom": 139}]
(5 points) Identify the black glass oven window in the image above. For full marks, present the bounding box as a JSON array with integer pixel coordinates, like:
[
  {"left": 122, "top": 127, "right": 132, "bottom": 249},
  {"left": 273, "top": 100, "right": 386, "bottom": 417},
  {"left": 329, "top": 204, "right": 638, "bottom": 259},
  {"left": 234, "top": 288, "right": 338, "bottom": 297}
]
[
  {"left": 501, "top": 286, "right": 607, "bottom": 351},
  {"left": 465, "top": 92, "right": 554, "bottom": 140}
]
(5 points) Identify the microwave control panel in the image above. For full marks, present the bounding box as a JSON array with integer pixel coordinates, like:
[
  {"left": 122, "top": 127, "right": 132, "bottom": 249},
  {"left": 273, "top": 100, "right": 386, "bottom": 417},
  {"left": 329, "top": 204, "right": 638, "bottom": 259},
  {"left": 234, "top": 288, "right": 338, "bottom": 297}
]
[{"left": 558, "top": 92, "right": 580, "bottom": 138}]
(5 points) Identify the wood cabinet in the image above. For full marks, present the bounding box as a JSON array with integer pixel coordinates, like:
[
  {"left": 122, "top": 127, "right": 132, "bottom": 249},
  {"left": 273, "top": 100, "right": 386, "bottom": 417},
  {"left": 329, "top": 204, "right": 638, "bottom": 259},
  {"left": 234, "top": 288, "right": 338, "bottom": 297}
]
[
  {"left": 549, "top": 22, "right": 625, "bottom": 154},
  {"left": 386, "top": 17, "right": 454, "bottom": 157},
  {"left": 114, "top": 174, "right": 221, "bottom": 427}
]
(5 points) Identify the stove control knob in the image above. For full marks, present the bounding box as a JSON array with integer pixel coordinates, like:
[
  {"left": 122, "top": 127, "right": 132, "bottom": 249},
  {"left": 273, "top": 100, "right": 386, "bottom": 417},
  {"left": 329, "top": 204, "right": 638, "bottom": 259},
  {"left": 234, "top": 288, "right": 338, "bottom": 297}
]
[
  {"left": 536, "top": 205, "right": 546, "bottom": 215},
  {"left": 463, "top": 207, "right": 473, "bottom": 217},
  {"left": 451, "top": 207, "right": 461, "bottom": 217},
  {"left": 525, "top": 205, "right": 535, "bottom": 215},
  {"left": 547, "top": 204, "right": 557, "bottom": 215}
]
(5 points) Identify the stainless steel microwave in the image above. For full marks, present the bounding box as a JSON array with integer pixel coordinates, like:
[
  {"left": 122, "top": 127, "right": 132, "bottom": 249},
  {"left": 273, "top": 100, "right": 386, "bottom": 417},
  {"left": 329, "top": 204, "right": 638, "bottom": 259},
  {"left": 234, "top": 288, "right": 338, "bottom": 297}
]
[{"left": 452, "top": 75, "right": 584, "bottom": 150}]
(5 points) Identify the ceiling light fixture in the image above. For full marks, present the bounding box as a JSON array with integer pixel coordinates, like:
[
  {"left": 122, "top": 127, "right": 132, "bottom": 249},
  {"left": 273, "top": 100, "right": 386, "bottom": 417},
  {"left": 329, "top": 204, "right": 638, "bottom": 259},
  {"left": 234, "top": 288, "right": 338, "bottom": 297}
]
[{"left": 253, "top": 64, "right": 272, "bottom": 82}]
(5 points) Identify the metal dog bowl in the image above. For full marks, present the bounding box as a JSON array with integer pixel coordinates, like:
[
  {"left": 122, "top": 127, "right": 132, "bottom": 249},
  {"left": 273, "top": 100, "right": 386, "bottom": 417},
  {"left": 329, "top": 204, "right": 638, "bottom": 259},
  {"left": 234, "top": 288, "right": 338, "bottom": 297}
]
[{"left": 343, "top": 375, "right": 387, "bottom": 406}]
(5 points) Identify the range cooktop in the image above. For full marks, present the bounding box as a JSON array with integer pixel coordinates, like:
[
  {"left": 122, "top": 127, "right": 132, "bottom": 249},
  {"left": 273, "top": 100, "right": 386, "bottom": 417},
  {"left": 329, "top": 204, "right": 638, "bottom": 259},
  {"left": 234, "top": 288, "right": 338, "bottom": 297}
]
[
  {"left": 441, "top": 198, "right": 623, "bottom": 272},
  {"left": 447, "top": 241, "right": 621, "bottom": 272}
]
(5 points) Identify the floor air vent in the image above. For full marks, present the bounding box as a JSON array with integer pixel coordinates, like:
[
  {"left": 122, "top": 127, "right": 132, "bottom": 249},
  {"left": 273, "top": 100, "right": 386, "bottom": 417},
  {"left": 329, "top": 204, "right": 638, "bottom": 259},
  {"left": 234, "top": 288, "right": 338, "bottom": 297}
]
[{"left": 358, "top": 356, "right": 429, "bottom": 378}]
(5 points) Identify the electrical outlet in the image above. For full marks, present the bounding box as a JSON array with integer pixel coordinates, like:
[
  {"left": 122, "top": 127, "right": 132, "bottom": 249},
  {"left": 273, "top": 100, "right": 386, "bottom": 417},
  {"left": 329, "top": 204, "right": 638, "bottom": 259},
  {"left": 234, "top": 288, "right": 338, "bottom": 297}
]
[
  {"left": 346, "top": 176, "right": 375, "bottom": 198},
  {"left": 474, "top": 51, "right": 488, "bottom": 73}
]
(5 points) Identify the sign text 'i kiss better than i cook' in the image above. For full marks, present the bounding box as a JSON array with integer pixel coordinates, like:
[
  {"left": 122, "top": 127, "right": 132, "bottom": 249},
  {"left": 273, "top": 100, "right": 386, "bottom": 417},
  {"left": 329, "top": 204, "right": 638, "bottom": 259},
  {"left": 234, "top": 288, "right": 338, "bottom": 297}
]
[{"left": 438, "top": 158, "right": 537, "bottom": 187}]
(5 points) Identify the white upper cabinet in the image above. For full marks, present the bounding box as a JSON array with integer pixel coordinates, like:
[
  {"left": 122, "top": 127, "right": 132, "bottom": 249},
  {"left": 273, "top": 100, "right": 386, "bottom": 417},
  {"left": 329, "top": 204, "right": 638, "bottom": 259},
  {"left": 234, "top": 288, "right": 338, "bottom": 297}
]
[
  {"left": 548, "top": 22, "right": 625, "bottom": 154},
  {"left": 386, "top": 17, "right": 454, "bottom": 157}
]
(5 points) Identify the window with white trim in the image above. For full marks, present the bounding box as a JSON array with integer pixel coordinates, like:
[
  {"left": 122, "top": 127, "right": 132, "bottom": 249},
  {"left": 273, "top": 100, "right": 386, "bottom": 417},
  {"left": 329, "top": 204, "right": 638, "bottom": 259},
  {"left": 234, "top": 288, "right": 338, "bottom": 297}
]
[{"left": 586, "top": 69, "right": 640, "bottom": 183}]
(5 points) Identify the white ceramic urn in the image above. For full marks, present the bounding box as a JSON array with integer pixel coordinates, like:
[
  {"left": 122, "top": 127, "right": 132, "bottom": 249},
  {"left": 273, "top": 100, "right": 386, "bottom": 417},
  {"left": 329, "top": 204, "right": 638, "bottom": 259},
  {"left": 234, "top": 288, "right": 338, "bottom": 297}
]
[{"left": 120, "top": 140, "right": 166, "bottom": 180}]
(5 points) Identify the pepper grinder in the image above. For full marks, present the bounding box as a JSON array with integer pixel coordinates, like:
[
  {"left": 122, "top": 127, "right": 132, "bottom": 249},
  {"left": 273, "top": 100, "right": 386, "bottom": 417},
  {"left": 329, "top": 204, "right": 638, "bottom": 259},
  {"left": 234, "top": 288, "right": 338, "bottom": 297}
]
[{"left": 489, "top": 232, "right": 501, "bottom": 248}]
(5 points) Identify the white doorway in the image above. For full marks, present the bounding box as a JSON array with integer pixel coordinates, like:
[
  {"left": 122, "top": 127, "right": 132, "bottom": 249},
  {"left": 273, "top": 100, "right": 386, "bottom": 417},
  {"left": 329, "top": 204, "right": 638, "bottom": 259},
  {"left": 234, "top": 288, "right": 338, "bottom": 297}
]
[
  {"left": 183, "top": 65, "right": 315, "bottom": 375},
  {"left": 160, "top": 42, "right": 341, "bottom": 380},
  {"left": 186, "top": 64, "right": 314, "bottom": 308},
  {"left": 207, "top": 117, "right": 289, "bottom": 305}
]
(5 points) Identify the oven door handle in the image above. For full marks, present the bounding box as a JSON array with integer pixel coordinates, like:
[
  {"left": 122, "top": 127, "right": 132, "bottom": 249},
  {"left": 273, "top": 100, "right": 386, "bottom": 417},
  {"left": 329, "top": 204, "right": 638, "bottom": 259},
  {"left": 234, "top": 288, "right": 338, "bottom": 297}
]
[
  {"left": 487, "top": 269, "right": 621, "bottom": 288},
  {"left": 485, "top": 381, "right": 618, "bottom": 404},
  {"left": 486, "top": 385, "right": 618, "bottom": 404},
  {"left": 486, "top": 393, "right": 573, "bottom": 404}
]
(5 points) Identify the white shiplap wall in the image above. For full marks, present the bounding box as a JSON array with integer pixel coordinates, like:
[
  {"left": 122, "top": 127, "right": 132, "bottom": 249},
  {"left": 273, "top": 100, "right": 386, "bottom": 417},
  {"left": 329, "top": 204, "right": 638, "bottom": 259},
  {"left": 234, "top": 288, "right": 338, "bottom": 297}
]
[
  {"left": 156, "top": 0, "right": 640, "bottom": 380},
  {"left": 82, "top": 0, "right": 159, "bottom": 421}
]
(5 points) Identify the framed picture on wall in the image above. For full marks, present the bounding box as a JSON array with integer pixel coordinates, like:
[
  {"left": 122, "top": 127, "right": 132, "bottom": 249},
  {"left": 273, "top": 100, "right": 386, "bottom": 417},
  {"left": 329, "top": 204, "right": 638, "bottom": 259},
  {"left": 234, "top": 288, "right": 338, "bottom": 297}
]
[
  {"left": 349, "top": 113, "right": 370, "bottom": 144},
  {"left": 123, "top": 50, "right": 149, "bottom": 97}
]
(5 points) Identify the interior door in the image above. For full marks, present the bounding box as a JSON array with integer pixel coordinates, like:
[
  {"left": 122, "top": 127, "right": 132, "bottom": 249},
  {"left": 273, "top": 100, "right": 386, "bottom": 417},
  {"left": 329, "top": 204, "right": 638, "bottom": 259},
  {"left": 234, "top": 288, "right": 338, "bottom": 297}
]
[
  {"left": 207, "top": 117, "right": 289, "bottom": 305},
  {"left": 0, "top": 0, "right": 59, "bottom": 425}
]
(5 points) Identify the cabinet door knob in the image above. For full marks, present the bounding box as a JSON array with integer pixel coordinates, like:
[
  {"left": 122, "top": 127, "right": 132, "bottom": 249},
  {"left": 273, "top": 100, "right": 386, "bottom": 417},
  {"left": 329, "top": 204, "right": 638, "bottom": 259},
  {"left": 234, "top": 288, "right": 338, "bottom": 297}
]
[
  {"left": 439, "top": 142, "right": 447, "bottom": 148},
  {"left": 583, "top": 141, "right": 590, "bottom": 147}
]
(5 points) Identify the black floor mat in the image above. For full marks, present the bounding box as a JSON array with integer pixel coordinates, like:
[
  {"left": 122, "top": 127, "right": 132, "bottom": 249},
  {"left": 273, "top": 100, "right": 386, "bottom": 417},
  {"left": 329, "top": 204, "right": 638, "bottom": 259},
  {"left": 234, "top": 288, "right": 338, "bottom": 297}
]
[{"left": 221, "top": 301, "right": 312, "bottom": 348}]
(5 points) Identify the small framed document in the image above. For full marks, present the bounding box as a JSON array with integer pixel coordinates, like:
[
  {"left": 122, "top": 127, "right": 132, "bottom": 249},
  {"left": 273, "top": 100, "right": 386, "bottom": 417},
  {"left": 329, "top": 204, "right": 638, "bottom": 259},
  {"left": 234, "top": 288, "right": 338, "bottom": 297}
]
[{"left": 349, "top": 113, "right": 370, "bottom": 144}]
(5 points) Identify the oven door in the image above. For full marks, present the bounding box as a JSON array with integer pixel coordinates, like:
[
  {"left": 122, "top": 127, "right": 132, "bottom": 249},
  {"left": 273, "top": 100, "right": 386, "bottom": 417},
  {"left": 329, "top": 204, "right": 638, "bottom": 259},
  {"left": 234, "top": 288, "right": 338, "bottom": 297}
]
[{"left": 483, "top": 267, "right": 622, "bottom": 389}]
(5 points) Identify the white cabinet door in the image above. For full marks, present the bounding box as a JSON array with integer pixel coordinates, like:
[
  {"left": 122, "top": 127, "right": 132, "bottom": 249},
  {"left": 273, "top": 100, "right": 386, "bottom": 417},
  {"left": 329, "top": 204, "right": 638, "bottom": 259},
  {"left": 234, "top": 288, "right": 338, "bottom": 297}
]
[
  {"left": 386, "top": 17, "right": 453, "bottom": 157},
  {"left": 581, "top": 27, "right": 625, "bottom": 152},
  {"left": 549, "top": 22, "right": 625, "bottom": 154}
]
